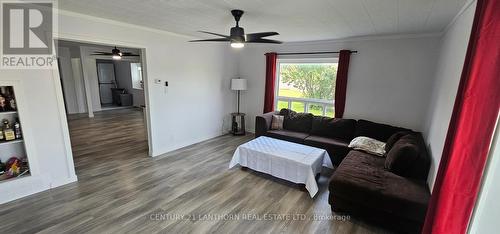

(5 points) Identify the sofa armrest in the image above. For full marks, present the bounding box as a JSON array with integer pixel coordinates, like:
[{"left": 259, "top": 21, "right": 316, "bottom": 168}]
[{"left": 255, "top": 111, "right": 278, "bottom": 137}]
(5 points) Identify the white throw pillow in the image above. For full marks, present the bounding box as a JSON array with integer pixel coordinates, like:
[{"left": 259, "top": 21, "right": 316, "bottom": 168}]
[
  {"left": 348, "top": 136, "right": 387, "bottom": 157},
  {"left": 271, "top": 115, "right": 284, "bottom": 130}
]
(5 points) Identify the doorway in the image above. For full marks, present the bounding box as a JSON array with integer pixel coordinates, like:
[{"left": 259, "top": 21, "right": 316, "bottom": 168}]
[{"left": 55, "top": 39, "right": 151, "bottom": 175}]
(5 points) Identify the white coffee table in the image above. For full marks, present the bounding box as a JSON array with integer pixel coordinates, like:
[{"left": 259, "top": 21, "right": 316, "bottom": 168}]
[{"left": 229, "top": 136, "right": 333, "bottom": 197}]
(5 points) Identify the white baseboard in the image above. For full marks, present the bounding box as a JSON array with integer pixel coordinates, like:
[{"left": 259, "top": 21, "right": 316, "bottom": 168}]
[
  {"left": 151, "top": 131, "right": 226, "bottom": 157},
  {"left": 0, "top": 175, "right": 50, "bottom": 204},
  {"left": 0, "top": 174, "right": 78, "bottom": 205},
  {"left": 51, "top": 175, "right": 78, "bottom": 188}
]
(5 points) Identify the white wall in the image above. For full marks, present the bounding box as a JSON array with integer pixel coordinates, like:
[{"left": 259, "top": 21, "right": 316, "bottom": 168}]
[
  {"left": 422, "top": 0, "right": 476, "bottom": 189},
  {"left": 57, "top": 10, "right": 238, "bottom": 156},
  {"left": 70, "top": 58, "right": 87, "bottom": 114},
  {"left": 238, "top": 36, "right": 440, "bottom": 133},
  {"left": 469, "top": 120, "right": 500, "bottom": 234},
  {"left": 57, "top": 44, "right": 87, "bottom": 114},
  {"left": 57, "top": 47, "right": 80, "bottom": 114},
  {"left": 79, "top": 46, "right": 109, "bottom": 112}
]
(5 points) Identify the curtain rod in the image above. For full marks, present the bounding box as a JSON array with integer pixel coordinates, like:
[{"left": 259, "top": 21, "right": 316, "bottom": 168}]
[{"left": 276, "top": 51, "right": 358, "bottom": 55}]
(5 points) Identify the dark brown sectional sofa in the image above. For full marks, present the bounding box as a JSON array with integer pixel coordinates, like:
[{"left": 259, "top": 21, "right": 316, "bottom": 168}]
[{"left": 255, "top": 109, "right": 431, "bottom": 233}]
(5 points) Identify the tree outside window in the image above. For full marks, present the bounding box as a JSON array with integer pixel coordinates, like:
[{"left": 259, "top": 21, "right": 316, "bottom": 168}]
[{"left": 276, "top": 61, "right": 337, "bottom": 117}]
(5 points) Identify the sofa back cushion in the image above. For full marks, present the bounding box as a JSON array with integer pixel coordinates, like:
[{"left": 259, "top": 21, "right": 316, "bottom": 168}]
[
  {"left": 385, "top": 134, "right": 431, "bottom": 180},
  {"left": 385, "top": 136, "right": 420, "bottom": 176},
  {"left": 279, "top": 109, "right": 313, "bottom": 133},
  {"left": 355, "top": 119, "right": 412, "bottom": 142},
  {"left": 385, "top": 131, "right": 413, "bottom": 152},
  {"left": 311, "top": 116, "right": 356, "bottom": 141}
]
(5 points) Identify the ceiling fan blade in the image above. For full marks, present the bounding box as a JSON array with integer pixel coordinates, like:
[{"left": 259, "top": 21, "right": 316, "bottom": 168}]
[
  {"left": 189, "top": 38, "right": 231, "bottom": 42},
  {"left": 122, "top": 54, "right": 140, "bottom": 57},
  {"left": 198, "top": 31, "right": 230, "bottom": 38},
  {"left": 121, "top": 52, "right": 140, "bottom": 56},
  {"left": 91, "top": 52, "right": 113, "bottom": 55},
  {"left": 246, "top": 32, "right": 279, "bottom": 40},
  {"left": 246, "top": 38, "right": 283, "bottom": 44}
]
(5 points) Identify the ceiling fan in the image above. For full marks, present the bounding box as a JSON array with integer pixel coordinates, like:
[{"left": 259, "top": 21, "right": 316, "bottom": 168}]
[
  {"left": 91, "top": 46, "right": 140, "bottom": 60},
  {"left": 189, "top": 9, "right": 282, "bottom": 48}
]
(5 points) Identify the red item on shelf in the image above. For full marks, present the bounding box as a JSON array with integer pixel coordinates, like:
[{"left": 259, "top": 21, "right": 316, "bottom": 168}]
[{"left": 5, "top": 157, "right": 21, "bottom": 177}]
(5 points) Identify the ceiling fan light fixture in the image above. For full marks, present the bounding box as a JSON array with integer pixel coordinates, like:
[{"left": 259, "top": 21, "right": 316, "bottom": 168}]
[
  {"left": 189, "top": 9, "right": 282, "bottom": 46},
  {"left": 92, "top": 46, "right": 140, "bottom": 58},
  {"left": 231, "top": 42, "right": 245, "bottom": 48},
  {"left": 112, "top": 46, "right": 122, "bottom": 59}
]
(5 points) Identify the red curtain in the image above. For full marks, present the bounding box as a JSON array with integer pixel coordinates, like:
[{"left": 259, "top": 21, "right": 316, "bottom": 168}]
[
  {"left": 423, "top": 0, "right": 500, "bottom": 233},
  {"left": 334, "top": 50, "right": 351, "bottom": 118},
  {"left": 263, "top": 52, "right": 277, "bottom": 113}
]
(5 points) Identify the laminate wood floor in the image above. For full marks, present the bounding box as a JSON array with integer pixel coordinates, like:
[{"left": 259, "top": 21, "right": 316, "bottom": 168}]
[{"left": 0, "top": 108, "right": 391, "bottom": 234}]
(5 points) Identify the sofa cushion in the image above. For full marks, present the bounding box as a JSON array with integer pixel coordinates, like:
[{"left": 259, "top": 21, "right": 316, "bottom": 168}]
[
  {"left": 304, "top": 135, "right": 349, "bottom": 149},
  {"left": 255, "top": 111, "right": 279, "bottom": 137},
  {"left": 385, "top": 138, "right": 420, "bottom": 176},
  {"left": 279, "top": 109, "right": 313, "bottom": 133},
  {"left": 278, "top": 108, "right": 293, "bottom": 116},
  {"left": 265, "top": 130, "right": 309, "bottom": 144},
  {"left": 390, "top": 134, "right": 430, "bottom": 180},
  {"left": 385, "top": 131, "right": 412, "bottom": 152},
  {"left": 348, "top": 136, "right": 386, "bottom": 157},
  {"left": 330, "top": 150, "right": 430, "bottom": 222},
  {"left": 310, "top": 116, "right": 356, "bottom": 141},
  {"left": 304, "top": 135, "right": 350, "bottom": 165},
  {"left": 355, "top": 119, "right": 412, "bottom": 142},
  {"left": 270, "top": 115, "right": 284, "bottom": 130}
]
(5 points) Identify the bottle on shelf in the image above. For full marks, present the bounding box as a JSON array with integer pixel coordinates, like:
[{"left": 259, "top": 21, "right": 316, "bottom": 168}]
[
  {"left": 0, "top": 86, "right": 16, "bottom": 112},
  {"left": 3, "top": 119, "right": 15, "bottom": 141},
  {"left": 0, "top": 124, "right": 4, "bottom": 141},
  {"left": 14, "top": 118, "right": 22, "bottom": 139},
  {"left": 0, "top": 160, "right": 5, "bottom": 175},
  {"left": 0, "top": 95, "right": 6, "bottom": 112},
  {"left": 6, "top": 87, "right": 16, "bottom": 111}
]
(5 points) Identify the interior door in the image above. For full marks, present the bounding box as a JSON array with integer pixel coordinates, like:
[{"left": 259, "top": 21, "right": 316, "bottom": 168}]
[{"left": 96, "top": 62, "right": 116, "bottom": 105}]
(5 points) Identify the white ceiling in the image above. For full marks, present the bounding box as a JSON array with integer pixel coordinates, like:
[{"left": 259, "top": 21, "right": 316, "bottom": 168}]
[{"left": 58, "top": 0, "right": 468, "bottom": 42}]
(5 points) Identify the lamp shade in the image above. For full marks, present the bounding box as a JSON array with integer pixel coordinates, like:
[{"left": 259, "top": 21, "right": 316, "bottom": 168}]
[{"left": 231, "top": 78, "right": 247, "bottom": 90}]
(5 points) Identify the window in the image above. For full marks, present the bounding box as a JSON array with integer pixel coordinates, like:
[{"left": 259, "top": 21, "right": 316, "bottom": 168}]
[
  {"left": 130, "top": 63, "right": 143, "bottom": 89},
  {"left": 275, "top": 58, "right": 338, "bottom": 117}
]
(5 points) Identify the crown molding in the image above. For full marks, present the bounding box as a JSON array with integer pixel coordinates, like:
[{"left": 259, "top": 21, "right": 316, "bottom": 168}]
[{"left": 281, "top": 32, "right": 442, "bottom": 46}]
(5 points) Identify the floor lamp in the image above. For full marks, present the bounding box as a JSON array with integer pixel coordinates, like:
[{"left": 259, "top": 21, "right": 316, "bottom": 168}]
[{"left": 231, "top": 78, "right": 247, "bottom": 135}]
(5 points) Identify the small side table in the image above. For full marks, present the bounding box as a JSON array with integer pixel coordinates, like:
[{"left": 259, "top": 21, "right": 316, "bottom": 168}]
[{"left": 231, "top": 112, "right": 245, "bottom": 136}]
